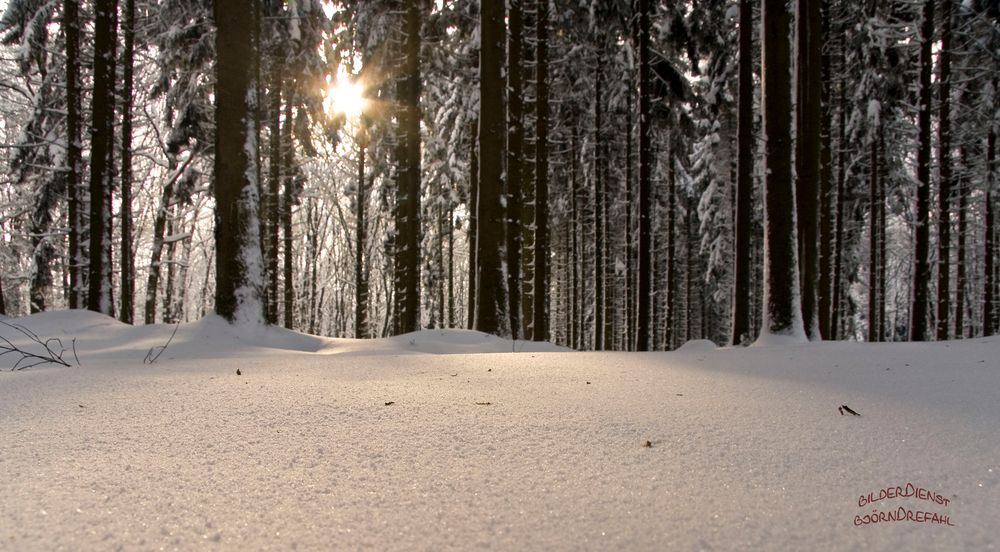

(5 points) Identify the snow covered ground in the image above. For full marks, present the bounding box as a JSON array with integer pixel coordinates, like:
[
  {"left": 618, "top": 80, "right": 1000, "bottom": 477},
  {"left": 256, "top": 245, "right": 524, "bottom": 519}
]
[{"left": 1, "top": 311, "right": 998, "bottom": 551}]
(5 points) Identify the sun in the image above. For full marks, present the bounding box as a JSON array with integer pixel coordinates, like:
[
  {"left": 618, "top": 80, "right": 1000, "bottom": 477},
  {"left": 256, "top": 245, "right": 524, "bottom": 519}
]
[{"left": 325, "top": 76, "right": 367, "bottom": 119}]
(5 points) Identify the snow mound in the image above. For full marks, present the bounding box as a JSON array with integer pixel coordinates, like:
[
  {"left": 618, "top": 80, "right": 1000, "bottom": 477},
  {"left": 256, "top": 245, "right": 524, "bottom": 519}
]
[
  {"left": 676, "top": 339, "right": 718, "bottom": 351},
  {"left": 1, "top": 311, "right": 570, "bottom": 369},
  {"left": 323, "top": 329, "right": 570, "bottom": 356}
]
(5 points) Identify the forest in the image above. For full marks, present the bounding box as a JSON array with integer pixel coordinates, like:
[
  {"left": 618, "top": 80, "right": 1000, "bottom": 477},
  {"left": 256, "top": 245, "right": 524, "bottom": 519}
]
[{"left": 1, "top": 0, "right": 999, "bottom": 349}]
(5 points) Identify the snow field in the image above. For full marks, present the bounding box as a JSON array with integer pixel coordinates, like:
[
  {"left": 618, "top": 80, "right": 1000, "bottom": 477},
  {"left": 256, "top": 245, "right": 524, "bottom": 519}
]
[{"left": 1, "top": 311, "right": 998, "bottom": 550}]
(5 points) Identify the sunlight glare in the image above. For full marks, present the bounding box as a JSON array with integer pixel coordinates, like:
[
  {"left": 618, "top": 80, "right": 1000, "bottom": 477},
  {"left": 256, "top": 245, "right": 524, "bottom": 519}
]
[{"left": 325, "top": 76, "right": 366, "bottom": 119}]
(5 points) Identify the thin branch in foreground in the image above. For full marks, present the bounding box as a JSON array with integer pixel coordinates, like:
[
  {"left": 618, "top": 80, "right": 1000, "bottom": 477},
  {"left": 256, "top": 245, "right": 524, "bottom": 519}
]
[
  {"left": 0, "top": 320, "right": 75, "bottom": 371},
  {"left": 144, "top": 322, "right": 180, "bottom": 365}
]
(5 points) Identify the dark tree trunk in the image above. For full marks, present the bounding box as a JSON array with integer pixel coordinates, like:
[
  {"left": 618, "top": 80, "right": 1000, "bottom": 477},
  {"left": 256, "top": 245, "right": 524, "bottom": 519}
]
[
  {"left": 625, "top": 80, "right": 635, "bottom": 351},
  {"left": 532, "top": 0, "right": 549, "bottom": 342},
  {"left": 910, "top": 0, "right": 935, "bottom": 341},
  {"left": 506, "top": 0, "right": 524, "bottom": 339},
  {"left": 355, "top": 137, "right": 368, "bottom": 338},
  {"left": 87, "top": 0, "right": 118, "bottom": 316},
  {"left": 282, "top": 98, "right": 294, "bottom": 330},
  {"left": 594, "top": 60, "right": 605, "bottom": 351},
  {"left": 571, "top": 126, "right": 580, "bottom": 349},
  {"left": 817, "top": 0, "right": 834, "bottom": 340},
  {"left": 955, "top": 146, "right": 968, "bottom": 337},
  {"left": 65, "top": 0, "right": 84, "bottom": 309},
  {"left": 984, "top": 122, "right": 996, "bottom": 336},
  {"left": 831, "top": 29, "right": 847, "bottom": 340},
  {"left": 448, "top": 204, "right": 455, "bottom": 327},
  {"left": 868, "top": 131, "right": 879, "bottom": 342},
  {"left": 665, "top": 136, "right": 677, "bottom": 350},
  {"left": 396, "top": 0, "right": 422, "bottom": 334},
  {"left": 213, "top": 0, "right": 264, "bottom": 323},
  {"left": 761, "top": 0, "right": 802, "bottom": 337},
  {"left": 731, "top": 0, "right": 754, "bottom": 346},
  {"left": 467, "top": 118, "right": 478, "bottom": 329},
  {"left": 637, "top": 0, "right": 652, "bottom": 351},
  {"left": 796, "top": 0, "right": 822, "bottom": 338},
  {"left": 936, "top": 0, "right": 954, "bottom": 340},
  {"left": 266, "top": 59, "right": 282, "bottom": 325},
  {"left": 119, "top": 0, "right": 136, "bottom": 324},
  {"left": 474, "top": 0, "right": 509, "bottom": 336}
]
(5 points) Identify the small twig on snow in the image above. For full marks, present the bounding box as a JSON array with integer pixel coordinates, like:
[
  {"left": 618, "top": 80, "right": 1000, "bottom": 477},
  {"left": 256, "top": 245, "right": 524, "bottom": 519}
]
[
  {"left": 0, "top": 320, "right": 75, "bottom": 370},
  {"left": 144, "top": 322, "right": 180, "bottom": 365}
]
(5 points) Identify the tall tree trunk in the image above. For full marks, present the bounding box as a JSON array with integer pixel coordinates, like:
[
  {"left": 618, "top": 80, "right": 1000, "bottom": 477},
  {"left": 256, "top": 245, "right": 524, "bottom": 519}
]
[
  {"left": 955, "top": 146, "right": 968, "bottom": 337},
  {"left": 594, "top": 60, "right": 605, "bottom": 351},
  {"left": 761, "top": 0, "right": 804, "bottom": 338},
  {"left": 796, "top": 0, "right": 822, "bottom": 338},
  {"left": 731, "top": 0, "right": 754, "bottom": 346},
  {"left": 119, "top": 0, "right": 136, "bottom": 324},
  {"left": 467, "top": 118, "right": 478, "bottom": 329},
  {"left": 868, "top": 131, "right": 879, "bottom": 342},
  {"left": 65, "top": 0, "right": 83, "bottom": 309},
  {"left": 355, "top": 137, "right": 368, "bottom": 338},
  {"left": 506, "top": 0, "right": 524, "bottom": 339},
  {"left": 474, "top": 0, "right": 509, "bottom": 336},
  {"left": 665, "top": 136, "right": 677, "bottom": 350},
  {"left": 87, "top": 0, "right": 118, "bottom": 316},
  {"left": 625, "top": 79, "right": 635, "bottom": 351},
  {"left": 282, "top": 99, "right": 295, "bottom": 329},
  {"left": 877, "top": 135, "right": 887, "bottom": 340},
  {"left": 448, "top": 204, "right": 455, "bottom": 327},
  {"left": 910, "top": 0, "right": 935, "bottom": 341},
  {"left": 571, "top": 126, "right": 580, "bottom": 349},
  {"left": 817, "top": 0, "right": 834, "bottom": 340},
  {"left": 395, "top": 0, "right": 422, "bottom": 334},
  {"left": 637, "top": 0, "right": 653, "bottom": 351},
  {"left": 935, "top": 0, "right": 954, "bottom": 340},
  {"left": 266, "top": 59, "right": 282, "bottom": 325},
  {"left": 984, "top": 122, "right": 996, "bottom": 336},
  {"left": 213, "top": 0, "right": 264, "bottom": 323},
  {"left": 831, "top": 29, "right": 847, "bottom": 340},
  {"left": 532, "top": 0, "right": 549, "bottom": 342}
]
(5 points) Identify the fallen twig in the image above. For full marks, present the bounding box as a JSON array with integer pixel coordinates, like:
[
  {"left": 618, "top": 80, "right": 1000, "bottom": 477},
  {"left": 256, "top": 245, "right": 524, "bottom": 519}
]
[
  {"left": 144, "top": 322, "right": 180, "bottom": 365},
  {"left": 0, "top": 320, "right": 74, "bottom": 370}
]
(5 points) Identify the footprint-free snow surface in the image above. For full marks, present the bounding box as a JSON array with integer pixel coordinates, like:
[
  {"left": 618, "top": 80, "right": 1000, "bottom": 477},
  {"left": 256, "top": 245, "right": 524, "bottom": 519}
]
[{"left": 2, "top": 311, "right": 998, "bottom": 550}]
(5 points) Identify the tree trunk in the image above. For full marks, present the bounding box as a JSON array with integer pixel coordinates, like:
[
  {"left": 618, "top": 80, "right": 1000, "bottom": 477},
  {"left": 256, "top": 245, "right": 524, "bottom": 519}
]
[
  {"left": 910, "top": 0, "right": 935, "bottom": 341},
  {"left": 984, "top": 121, "right": 996, "bottom": 336},
  {"left": 955, "top": 146, "right": 968, "bottom": 337},
  {"left": 355, "top": 138, "right": 368, "bottom": 338},
  {"left": 119, "top": 0, "right": 136, "bottom": 324},
  {"left": 474, "top": 0, "right": 509, "bottom": 336},
  {"left": 571, "top": 126, "right": 580, "bottom": 349},
  {"left": 506, "top": 0, "right": 524, "bottom": 339},
  {"left": 594, "top": 60, "right": 605, "bottom": 351},
  {"left": 731, "top": 0, "right": 754, "bottom": 346},
  {"left": 817, "top": 0, "right": 834, "bottom": 340},
  {"left": 761, "top": 0, "right": 804, "bottom": 338},
  {"left": 282, "top": 99, "right": 295, "bottom": 330},
  {"left": 625, "top": 79, "right": 635, "bottom": 351},
  {"left": 213, "top": 0, "right": 265, "bottom": 323},
  {"left": 65, "top": 0, "right": 83, "bottom": 309},
  {"left": 467, "top": 118, "right": 478, "bottom": 329},
  {"left": 266, "top": 58, "right": 282, "bottom": 325},
  {"left": 665, "top": 136, "right": 677, "bottom": 350},
  {"left": 395, "top": 0, "right": 422, "bottom": 334},
  {"left": 796, "top": 0, "right": 822, "bottom": 338},
  {"left": 87, "top": 0, "right": 118, "bottom": 316},
  {"left": 532, "top": 0, "right": 549, "bottom": 342},
  {"left": 637, "top": 0, "right": 653, "bottom": 351},
  {"left": 935, "top": 0, "right": 954, "bottom": 340},
  {"left": 868, "top": 131, "right": 879, "bottom": 342}
]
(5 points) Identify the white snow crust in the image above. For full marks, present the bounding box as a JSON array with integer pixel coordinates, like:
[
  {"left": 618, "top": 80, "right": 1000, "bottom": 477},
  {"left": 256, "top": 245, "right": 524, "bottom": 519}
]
[{"left": 2, "top": 311, "right": 998, "bottom": 550}]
